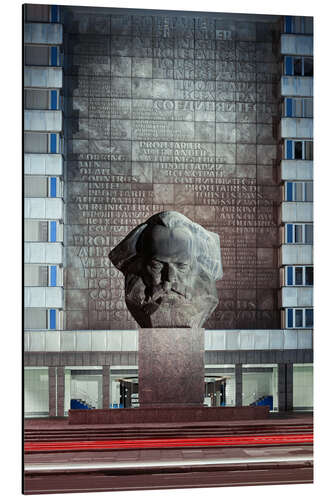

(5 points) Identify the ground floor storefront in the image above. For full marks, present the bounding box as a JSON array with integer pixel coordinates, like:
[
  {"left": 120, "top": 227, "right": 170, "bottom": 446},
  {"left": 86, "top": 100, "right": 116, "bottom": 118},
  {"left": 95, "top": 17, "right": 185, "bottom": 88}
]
[{"left": 24, "top": 362, "right": 313, "bottom": 417}]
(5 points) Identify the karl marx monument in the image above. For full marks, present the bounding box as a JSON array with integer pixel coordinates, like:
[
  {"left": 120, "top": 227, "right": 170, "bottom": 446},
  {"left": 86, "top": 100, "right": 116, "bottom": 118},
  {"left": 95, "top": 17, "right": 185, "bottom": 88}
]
[
  {"left": 109, "top": 211, "right": 223, "bottom": 328},
  {"left": 109, "top": 211, "right": 223, "bottom": 407}
]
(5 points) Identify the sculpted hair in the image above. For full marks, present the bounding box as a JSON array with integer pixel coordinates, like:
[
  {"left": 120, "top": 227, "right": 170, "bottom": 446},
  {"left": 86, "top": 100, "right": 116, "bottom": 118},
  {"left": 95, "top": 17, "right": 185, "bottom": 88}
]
[{"left": 109, "top": 211, "right": 223, "bottom": 281}]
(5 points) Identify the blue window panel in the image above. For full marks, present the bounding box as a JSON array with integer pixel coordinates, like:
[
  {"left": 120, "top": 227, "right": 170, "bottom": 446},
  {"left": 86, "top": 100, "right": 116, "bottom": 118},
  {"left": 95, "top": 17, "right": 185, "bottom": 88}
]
[
  {"left": 285, "top": 56, "right": 293, "bottom": 76},
  {"left": 50, "top": 266, "right": 57, "bottom": 286},
  {"left": 51, "top": 47, "right": 58, "bottom": 66},
  {"left": 285, "top": 16, "right": 293, "bottom": 33},
  {"left": 305, "top": 309, "right": 313, "bottom": 327},
  {"left": 50, "top": 221, "right": 57, "bottom": 242},
  {"left": 286, "top": 182, "right": 293, "bottom": 201},
  {"left": 287, "top": 224, "right": 293, "bottom": 243},
  {"left": 286, "top": 98, "right": 293, "bottom": 117},
  {"left": 50, "top": 90, "right": 58, "bottom": 110},
  {"left": 295, "top": 309, "right": 303, "bottom": 327},
  {"left": 287, "top": 309, "right": 293, "bottom": 328},
  {"left": 287, "top": 266, "right": 293, "bottom": 285},
  {"left": 50, "top": 177, "right": 57, "bottom": 197},
  {"left": 51, "top": 5, "right": 59, "bottom": 22},
  {"left": 50, "top": 133, "right": 57, "bottom": 153},
  {"left": 286, "top": 140, "right": 293, "bottom": 159},
  {"left": 49, "top": 309, "right": 56, "bottom": 329}
]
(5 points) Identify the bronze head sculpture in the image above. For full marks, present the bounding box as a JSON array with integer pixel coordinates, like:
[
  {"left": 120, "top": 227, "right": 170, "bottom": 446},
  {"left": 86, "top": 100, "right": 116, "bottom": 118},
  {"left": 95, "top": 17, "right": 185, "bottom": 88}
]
[{"left": 109, "top": 211, "right": 223, "bottom": 328}]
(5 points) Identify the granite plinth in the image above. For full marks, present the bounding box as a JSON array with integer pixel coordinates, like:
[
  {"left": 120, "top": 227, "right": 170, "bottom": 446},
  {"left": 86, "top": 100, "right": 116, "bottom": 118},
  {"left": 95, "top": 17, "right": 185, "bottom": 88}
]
[
  {"left": 138, "top": 328, "right": 204, "bottom": 407},
  {"left": 68, "top": 406, "right": 270, "bottom": 425}
]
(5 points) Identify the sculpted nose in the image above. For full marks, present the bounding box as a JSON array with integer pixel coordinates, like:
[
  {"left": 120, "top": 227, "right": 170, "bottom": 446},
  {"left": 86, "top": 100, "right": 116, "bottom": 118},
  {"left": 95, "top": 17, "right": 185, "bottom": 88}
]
[{"left": 164, "top": 263, "right": 176, "bottom": 282}]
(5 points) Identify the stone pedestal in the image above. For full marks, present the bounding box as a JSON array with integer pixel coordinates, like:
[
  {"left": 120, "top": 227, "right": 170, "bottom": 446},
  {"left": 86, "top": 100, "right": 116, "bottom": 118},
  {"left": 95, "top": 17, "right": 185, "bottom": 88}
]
[
  {"left": 139, "top": 328, "right": 204, "bottom": 407},
  {"left": 69, "top": 406, "right": 270, "bottom": 425}
]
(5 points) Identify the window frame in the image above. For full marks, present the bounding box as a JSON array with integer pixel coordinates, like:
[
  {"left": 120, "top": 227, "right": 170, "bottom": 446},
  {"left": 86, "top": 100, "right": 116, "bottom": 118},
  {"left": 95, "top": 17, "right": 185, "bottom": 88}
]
[
  {"left": 284, "top": 16, "right": 313, "bottom": 34},
  {"left": 48, "top": 309, "right": 57, "bottom": 329},
  {"left": 50, "top": 89, "right": 60, "bottom": 110},
  {"left": 48, "top": 265, "right": 63, "bottom": 287},
  {"left": 285, "top": 181, "right": 313, "bottom": 201},
  {"left": 48, "top": 133, "right": 62, "bottom": 154},
  {"left": 50, "top": 5, "right": 59, "bottom": 23},
  {"left": 285, "top": 265, "right": 313, "bottom": 286},
  {"left": 49, "top": 265, "right": 57, "bottom": 287},
  {"left": 284, "top": 56, "right": 313, "bottom": 77},
  {"left": 284, "top": 97, "right": 313, "bottom": 118},
  {"left": 285, "top": 140, "right": 313, "bottom": 160},
  {"left": 48, "top": 221, "right": 57, "bottom": 242},
  {"left": 48, "top": 176, "right": 63, "bottom": 198},
  {"left": 285, "top": 223, "right": 313, "bottom": 244},
  {"left": 286, "top": 308, "right": 313, "bottom": 328}
]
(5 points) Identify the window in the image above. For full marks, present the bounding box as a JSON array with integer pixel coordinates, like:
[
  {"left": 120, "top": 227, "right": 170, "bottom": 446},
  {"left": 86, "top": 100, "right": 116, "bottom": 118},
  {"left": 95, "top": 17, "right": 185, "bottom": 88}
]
[
  {"left": 49, "top": 177, "right": 57, "bottom": 197},
  {"left": 49, "top": 221, "right": 57, "bottom": 242},
  {"left": 24, "top": 46, "right": 61, "bottom": 67},
  {"left": 284, "top": 56, "right": 313, "bottom": 76},
  {"left": 48, "top": 309, "right": 57, "bottom": 329},
  {"left": 49, "top": 266, "right": 57, "bottom": 287},
  {"left": 48, "top": 265, "right": 63, "bottom": 287},
  {"left": 49, "top": 133, "right": 61, "bottom": 153},
  {"left": 24, "top": 133, "right": 62, "bottom": 154},
  {"left": 24, "top": 264, "right": 62, "bottom": 286},
  {"left": 24, "top": 264, "right": 48, "bottom": 286},
  {"left": 51, "top": 5, "right": 59, "bottom": 22},
  {"left": 293, "top": 364, "right": 313, "bottom": 411},
  {"left": 284, "top": 16, "right": 313, "bottom": 34},
  {"left": 24, "top": 308, "right": 48, "bottom": 329},
  {"left": 285, "top": 223, "right": 313, "bottom": 244},
  {"left": 24, "top": 220, "right": 48, "bottom": 242},
  {"left": 25, "top": 4, "right": 50, "bottom": 22},
  {"left": 24, "top": 89, "right": 60, "bottom": 111},
  {"left": 50, "top": 46, "right": 60, "bottom": 66},
  {"left": 285, "top": 182, "right": 313, "bottom": 201},
  {"left": 48, "top": 177, "right": 63, "bottom": 198},
  {"left": 284, "top": 98, "right": 313, "bottom": 118},
  {"left": 286, "top": 308, "right": 313, "bottom": 328},
  {"left": 47, "top": 221, "right": 63, "bottom": 243},
  {"left": 303, "top": 58, "right": 313, "bottom": 76},
  {"left": 50, "top": 90, "right": 60, "bottom": 110},
  {"left": 24, "top": 175, "right": 48, "bottom": 197},
  {"left": 285, "top": 266, "right": 313, "bottom": 286},
  {"left": 285, "top": 140, "right": 313, "bottom": 160},
  {"left": 24, "top": 368, "right": 49, "bottom": 417},
  {"left": 242, "top": 364, "right": 278, "bottom": 411},
  {"left": 24, "top": 133, "right": 48, "bottom": 153},
  {"left": 25, "top": 45, "right": 49, "bottom": 66}
]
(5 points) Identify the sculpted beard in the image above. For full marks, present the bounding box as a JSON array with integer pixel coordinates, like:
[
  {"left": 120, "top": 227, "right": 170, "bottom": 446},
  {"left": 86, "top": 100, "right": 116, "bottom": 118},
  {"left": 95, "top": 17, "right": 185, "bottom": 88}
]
[
  {"left": 124, "top": 272, "right": 194, "bottom": 315},
  {"left": 124, "top": 267, "right": 219, "bottom": 328},
  {"left": 143, "top": 281, "right": 192, "bottom": 307}
]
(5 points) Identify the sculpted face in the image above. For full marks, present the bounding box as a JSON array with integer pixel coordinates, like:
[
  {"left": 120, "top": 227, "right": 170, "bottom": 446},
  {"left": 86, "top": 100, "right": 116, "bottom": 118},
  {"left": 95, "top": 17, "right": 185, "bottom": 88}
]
[
  {"left": 139, "top": 225, "right": 193, "bottom": 303},
  {"left": 109, "top": 211, "right": 223, "bottom": 328},
  {"left": 123, "top": 225, "right": 218, "bottom": 328}
]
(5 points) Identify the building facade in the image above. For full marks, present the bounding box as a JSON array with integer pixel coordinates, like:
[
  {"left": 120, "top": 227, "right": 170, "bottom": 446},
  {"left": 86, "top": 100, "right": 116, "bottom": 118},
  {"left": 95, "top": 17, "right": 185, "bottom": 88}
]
[{"left": 23, "top": 5, "right": 313, "bottom": 416}]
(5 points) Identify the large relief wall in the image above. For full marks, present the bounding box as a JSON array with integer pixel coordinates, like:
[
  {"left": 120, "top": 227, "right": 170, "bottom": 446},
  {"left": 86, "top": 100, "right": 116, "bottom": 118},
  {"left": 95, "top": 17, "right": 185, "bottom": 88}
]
[{"left": 63, "top": 8, "right": 281, "bottom": 331}]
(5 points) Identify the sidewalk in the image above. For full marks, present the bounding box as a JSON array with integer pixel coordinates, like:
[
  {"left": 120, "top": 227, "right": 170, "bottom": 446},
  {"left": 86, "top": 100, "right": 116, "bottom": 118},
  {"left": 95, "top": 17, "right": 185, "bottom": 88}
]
[{"left": 25, "top": 443, "right": 313, "bottom": 468}]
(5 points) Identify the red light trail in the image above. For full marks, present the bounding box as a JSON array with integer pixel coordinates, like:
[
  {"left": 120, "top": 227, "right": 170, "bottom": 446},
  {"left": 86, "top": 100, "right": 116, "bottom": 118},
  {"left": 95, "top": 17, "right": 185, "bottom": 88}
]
[{"left": 25, "top": 433, "right": 313, "bottom": 452}]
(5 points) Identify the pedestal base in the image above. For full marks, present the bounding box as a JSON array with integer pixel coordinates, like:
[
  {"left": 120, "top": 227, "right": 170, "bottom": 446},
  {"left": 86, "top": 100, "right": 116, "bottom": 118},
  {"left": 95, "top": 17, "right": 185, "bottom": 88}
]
[
  {"left": 68, "top": 406, "right": 270, "bottom": 425},
  {"left": 139, "top": 328, "right": 204, "bottom": 407}
]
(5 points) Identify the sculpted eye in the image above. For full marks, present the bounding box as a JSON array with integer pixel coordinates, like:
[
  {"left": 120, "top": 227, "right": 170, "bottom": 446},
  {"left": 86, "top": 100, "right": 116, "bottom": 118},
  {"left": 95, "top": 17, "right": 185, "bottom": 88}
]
[
  {"left": 149, "top": 261, "right": 163, "bottom": 271},
  {"left": 177, "top": 263, "right": 190, "bottom": 272}
]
